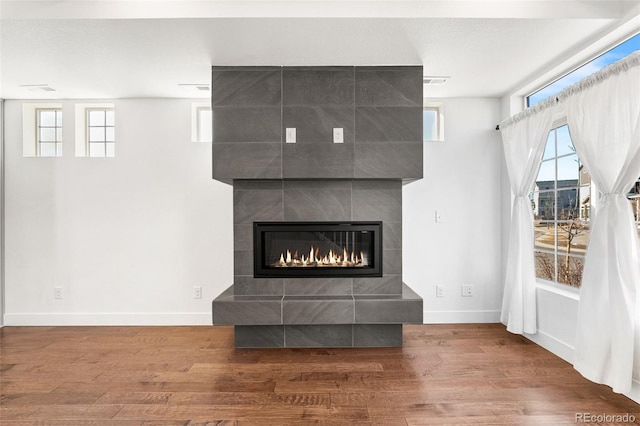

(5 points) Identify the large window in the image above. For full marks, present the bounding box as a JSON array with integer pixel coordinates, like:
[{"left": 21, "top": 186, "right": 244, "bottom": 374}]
[
  {"left": 526, "top": 32, "right": 639, "bottom": 288},
  {"left": 36, "top": 108, "right": 63, "bottom": 157},
  {"left": 533, "top": 124, "right": 591, "bottom": 288}
]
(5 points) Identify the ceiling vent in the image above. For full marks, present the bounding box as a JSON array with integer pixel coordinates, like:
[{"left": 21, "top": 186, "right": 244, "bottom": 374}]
[
  {"left": 423, "top": 77, "right": 449, "bottom": 85},
  {"left": 179, "top": 83, "right": 210, "bottom": 92},
  {"left": 19, "top": 84, "right": 56, "bottom": 92}
]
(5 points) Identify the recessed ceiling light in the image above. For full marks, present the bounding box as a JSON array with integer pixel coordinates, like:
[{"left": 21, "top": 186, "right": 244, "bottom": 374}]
[{"left": 423, "top": 77, "right": 449, "bottom": 85}]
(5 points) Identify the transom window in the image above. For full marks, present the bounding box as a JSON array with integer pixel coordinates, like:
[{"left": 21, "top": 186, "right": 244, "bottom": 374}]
[
  {"left": 191, "top": 102, "right": 212, "bottom": 142},
  {"left": 532, "top": 124, "right": 591, "bottom": 288},
  {"left": 423, "top": 102, "right": 444, "bottom": 142},
  {"left": 527, "top": 32, "right": 639, "bottom": 106},
  {"left": 36, "top": 108, "right": 63, "bottom": 157},
  {"left": 87, "top": 108, "right": 115, "bottom": 157},
  {"left": 197, "top": 107, "right": 212, "bottom": 142}
]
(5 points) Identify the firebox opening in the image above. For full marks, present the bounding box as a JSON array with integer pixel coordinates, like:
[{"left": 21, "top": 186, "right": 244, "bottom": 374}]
[{"left": 253, "top": 222, "right": 382, "bottom": 278}]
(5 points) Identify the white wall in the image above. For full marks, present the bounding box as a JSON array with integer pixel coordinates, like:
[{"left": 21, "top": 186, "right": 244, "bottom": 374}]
[
  {"left": 3, "top": 98, "right": 233, "bottom": 325},
  {"left": 404, "top": 97, "right": 503, "bottom": 323},
  {"left": 1, "top": 99, "right": 4, "bottom": 327}
]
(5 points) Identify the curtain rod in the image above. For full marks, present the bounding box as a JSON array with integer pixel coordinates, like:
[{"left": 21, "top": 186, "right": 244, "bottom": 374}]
[
  {"left": 495, "top": 96, "right": 559, "bottom": 130},
  {"left": 494, "top": 95, "right": 558, "bottom": 131}
]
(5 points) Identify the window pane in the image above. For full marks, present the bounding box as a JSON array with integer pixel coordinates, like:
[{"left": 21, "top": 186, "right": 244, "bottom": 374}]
[
  {"left": 542, "top": 131, "right": 555, "bottom": 160},
  {"left": 106, "top": 143, "right": 115, "bottom": 157},
  {"left": 89, "top": 110, "right": 105, "bottom": 126},
  {"left": 557, "top": 221, "right": 589, "bottom": 256},
  {"left": 579, "top": 185, "right": 591, "bottom": 221},
  {"left": 556, "top": 126, "right": 575, "bottom": 157},
  {"left": 89, "top": 143, "right": 106, "bottom": 157},
  {"left": 39, "top": 142, "right": 57, "bottom": 157},
  {"left": 534, "top": 190, "right": 554, "bottom": 220},
  {"left": 40, "top": 128, "right": 56, "bottom": 142},
  {"left": 89, "top": 127, "right": 105, "bottom": 142},
  {"left": 556, "top": 188, "right": 579, "bottom": 220},
  {"left": 557, "top": 154, "right": 579, "bottom": 181},
  {"left": 56, "top": 111, "right": 63, "bottom": 126},
  {"left": 557, "top": 255, "right": 584, "bottom": 288},
  {"left": 105, "top": 110, "right": 114, "bottom": 126},
  {"left": 106, "top": 127, "right": 115, "bottom": 142},
  {"left": 56, "top": 142, "right": 63, "bottom": 157},
  {"left": 39, "top": 110, "right": 56, "bottom": 126},
  {"left": 534, "top": 221, "right": 555, "bottom": 251},
  {"left": 423, "top": 109, "right": 437, "bottom": 142},
  {"left": 537, "top": 159, "right": 555, "bottom": 183},
  {"left": 535, "top": 251, "right": 555, "bottom": 282},
  {"left": 56, "top": 128, "right": 62, "bottom": 142}
]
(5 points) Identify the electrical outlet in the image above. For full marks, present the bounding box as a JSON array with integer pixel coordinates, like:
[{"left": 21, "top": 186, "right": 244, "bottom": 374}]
[
  {"left": 193, "top": 286, "right": 202, "bottom": 299},
  {"left": 54, "top": 287, "right": 63, "bottom": 299},
  {"left": 461, "top": 285, "right": 473, "bottom": 297},
  {"left": 436, "top": 285, "right": 444, "bottom": 298}
]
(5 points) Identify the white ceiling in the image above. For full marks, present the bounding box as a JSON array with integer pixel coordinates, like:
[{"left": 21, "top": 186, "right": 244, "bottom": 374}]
[{"left": 1, "top": 0, "right": 639, "bottom": 99}]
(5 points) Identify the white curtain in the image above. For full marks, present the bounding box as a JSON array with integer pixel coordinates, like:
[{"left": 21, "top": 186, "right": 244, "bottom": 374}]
[
  {"left": 560, "top": 51, "right": 640, "bottom": 393},
  {"left": 500, "top": 98, "right": 556, "bottom": 334}
]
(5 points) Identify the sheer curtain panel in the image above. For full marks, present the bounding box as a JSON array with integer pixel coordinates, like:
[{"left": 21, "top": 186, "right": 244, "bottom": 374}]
[
  {"left": 560, "top": 51, "right": 640, "bottom": 393},
  {"left": 500, "top": 98, "right": 556, "bottom": 334}
]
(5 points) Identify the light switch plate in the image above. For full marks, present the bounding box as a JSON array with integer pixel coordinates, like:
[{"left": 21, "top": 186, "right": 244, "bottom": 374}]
[
  {"left": 286, "top": 128, "right": 296, "bottom": 143},
  {"left": 333, "top": 128, "right": 344, "bottom": 143}
]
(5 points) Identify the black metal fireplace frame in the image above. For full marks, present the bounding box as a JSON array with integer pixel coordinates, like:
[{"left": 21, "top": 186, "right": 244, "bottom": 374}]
[{"left": 253, "top": 221, "right": 382, "bottom": 278}]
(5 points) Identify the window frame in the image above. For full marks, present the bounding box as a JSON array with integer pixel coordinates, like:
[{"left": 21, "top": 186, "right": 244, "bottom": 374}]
[
  {"left": 74, "top": 103, "right": 115, "bottom": 157},
  {"left": 191, "top": 101, "right": 212, "bottom": 143},
  {"left": 22, "top": 103, "right": 63, "bottom": 157}
]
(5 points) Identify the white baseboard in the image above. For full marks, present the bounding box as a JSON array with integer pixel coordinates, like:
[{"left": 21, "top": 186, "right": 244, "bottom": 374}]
[
  {"left": 524, "top": 329, "right": 640, "bottom": 405},
  {"left": 423, "top": 309, "right": 501, "bottom": 324},
  {"left": 627, "top": 379, "right": 640, "bottom": 404},
  {"left": 524, "top": 329, "right": 575, "bottom": 364},
  {"left": 3, "top": 312, "right": 213, "bottom": 326}
]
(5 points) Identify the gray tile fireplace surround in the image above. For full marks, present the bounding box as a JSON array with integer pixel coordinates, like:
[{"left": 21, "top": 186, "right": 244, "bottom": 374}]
[{"left": 211, "top": 66, "right": 424, "bottom": 347}]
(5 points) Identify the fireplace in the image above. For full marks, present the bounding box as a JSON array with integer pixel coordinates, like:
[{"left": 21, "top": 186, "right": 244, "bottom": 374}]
[
  {"left": 253, "top": 222, "right": 382, "bottom": 278},
  {"left": 212, "top": 66, "right": 424, "bottom": 348}
]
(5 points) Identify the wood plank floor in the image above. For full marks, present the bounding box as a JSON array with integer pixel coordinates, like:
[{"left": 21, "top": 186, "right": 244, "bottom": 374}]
[{"left": 1, "top": 324, "right": 638, "bottom": 425}]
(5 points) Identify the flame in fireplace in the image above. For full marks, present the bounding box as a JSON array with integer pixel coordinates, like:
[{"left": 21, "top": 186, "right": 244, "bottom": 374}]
[{"left": 274, "top": 246, "right": 368, "bottom": 268}]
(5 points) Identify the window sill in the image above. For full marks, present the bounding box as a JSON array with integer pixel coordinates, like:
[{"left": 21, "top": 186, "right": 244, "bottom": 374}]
[{"left": 536, "top": 279, "right": 580, "bottom": 301}]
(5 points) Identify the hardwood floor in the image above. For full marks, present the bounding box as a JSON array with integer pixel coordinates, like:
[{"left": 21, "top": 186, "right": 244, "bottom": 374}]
[{"left": 1, "top": 324, "right": 638, "bottom": 425}]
